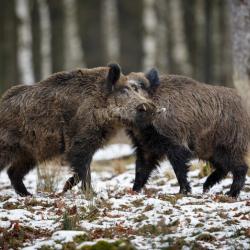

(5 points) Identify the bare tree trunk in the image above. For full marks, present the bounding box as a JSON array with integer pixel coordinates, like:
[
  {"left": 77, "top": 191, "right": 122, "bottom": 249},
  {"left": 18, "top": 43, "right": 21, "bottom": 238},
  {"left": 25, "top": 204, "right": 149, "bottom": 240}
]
[
  {"left": 155, "top": 0, "right": 168, "bottom": 72},
  {"left": 218, "top": 0, "right": 233, "bottom": 86},
  {"left": 30, "top": 0, "right": 41, "bottom": 82},
  {"left": 169, "top": 0, "right": 191, "bottom": 75},
  {"left": 102, "top": 0, "right": 120, "bottom": 63},
  {"left": 142, "top": 0, "right": 157, "bottom": 71},
  {"left": 117, "top": 0, "right": 143, "bottom": 73},
  {"left": 230, "top": 0, "right": 250, "bottom": 107},
  {"left": 47, "top": 0, "right": 65, "bottom": 73},
  {"left": 76, "top": 0, "right": 105, "bottom": 68},
  {"left": 16, "top": 0, "right": 34, "bottom": 84},
  {"left": 0, "top": 0, "right": 19, "bottom": 94},
  {"left": 37, "top": 0, "right": 51, "bottom": 79},
  {"left": 181, "top": 0, "right": 197, "bottom": 78},
  {"left": 64, "top": 0, "right": 85, "bottom": 69},
  {"left": 204, "top": 0, "right": 213, "bottom": 84}
]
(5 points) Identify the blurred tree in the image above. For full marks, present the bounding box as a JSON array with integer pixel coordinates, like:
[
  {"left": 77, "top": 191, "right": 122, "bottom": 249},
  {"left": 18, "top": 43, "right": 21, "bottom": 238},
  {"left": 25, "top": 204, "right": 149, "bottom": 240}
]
[
  {"left": 38, "top": 0, "right": 51, "bottom": 79},
  {"left": 230, "top": 0, "right": 250, "bottom": 107},
  {"left": 204, "top": 0, "right": 213, "bottom": 84},
  {"left": 217, "top": 0, "right": 233, "bottom": 86},
  {"left": 76, "top": 0, "right": 105, "bottom": 68},
  {"left": 0, "top": 0, "right": 235, "bottom": 93},
  {"left": 102, "top": 0, "right": 120, "bottom": 63},
  {"left": 16, "top": 0, "right": 34, "bottom": 84},
  {"left": 117, "top": 0, "right": 143, "bottom": 73},
  {"left": 30, "top": 0, "right": 41, "bottom": 82},
  {"left": 181, "top": 0, "right": 197, "bottom": 78},
  {"left": 169, "top": 0, "right": 191, "bottom": 76},
  {"left": 47, "top": 0, "right": 65, "bottom": 72},
  {"left": 0, "top": 0, "right": 19, "bottom": 94},
  {"left": 142, "top": 0, "right": 157, "bottom": 71},
  {"left": 155, "top": 0, "right": 168, "bottom": 73},
  {"left": 64, "top": 0, "right": 85, "bottom": 69}
]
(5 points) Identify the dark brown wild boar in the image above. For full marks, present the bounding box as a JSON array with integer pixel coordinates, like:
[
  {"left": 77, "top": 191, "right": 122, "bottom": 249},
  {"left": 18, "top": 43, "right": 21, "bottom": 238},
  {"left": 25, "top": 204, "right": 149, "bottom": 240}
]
[
  {"left": 127, "top": 69, "right": 250, "bottom": 198},
  {"left": 0, "top": 63, "right": 156, "bottom": 196}
]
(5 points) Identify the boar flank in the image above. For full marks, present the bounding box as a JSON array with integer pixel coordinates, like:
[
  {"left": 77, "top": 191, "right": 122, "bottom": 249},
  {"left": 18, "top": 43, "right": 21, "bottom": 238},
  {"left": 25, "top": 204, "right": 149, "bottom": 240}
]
[
  {"left": 0, "top": 63, "right": 155, "bottom": 196},
  {"left": 127, "top": 70, "right": 250, "bottom": 198}
]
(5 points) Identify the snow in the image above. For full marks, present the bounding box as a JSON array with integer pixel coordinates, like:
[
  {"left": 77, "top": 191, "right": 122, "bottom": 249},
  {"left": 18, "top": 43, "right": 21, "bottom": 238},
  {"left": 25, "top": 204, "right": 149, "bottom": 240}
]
[
  {"left": 93, "top": 143, "right": 134, "bottom": 161},
  {"left": 0, "top": 144, "right": 250, "bottom": 249}
]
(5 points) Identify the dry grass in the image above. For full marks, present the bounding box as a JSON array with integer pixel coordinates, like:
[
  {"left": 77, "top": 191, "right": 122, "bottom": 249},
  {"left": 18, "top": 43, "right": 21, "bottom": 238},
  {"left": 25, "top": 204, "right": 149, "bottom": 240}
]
[{"left": 36, "top": 161, "right": 63, "bottom": 193}]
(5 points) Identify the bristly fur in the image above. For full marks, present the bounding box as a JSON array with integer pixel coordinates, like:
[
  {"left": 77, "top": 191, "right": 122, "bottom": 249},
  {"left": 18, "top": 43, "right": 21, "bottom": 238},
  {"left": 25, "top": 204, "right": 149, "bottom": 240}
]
[
  {"left": 0, "top": 64, "right": 155, "bottom": 196},
  {"left": 127, "top": 73, "right": 250, "bottom": 198}
]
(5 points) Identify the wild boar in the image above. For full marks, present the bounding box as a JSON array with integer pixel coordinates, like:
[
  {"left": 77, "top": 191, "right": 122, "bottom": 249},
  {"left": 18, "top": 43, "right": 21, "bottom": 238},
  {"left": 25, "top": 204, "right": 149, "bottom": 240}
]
[
  {"left": 0, "top": 63, "right": 156, "bottom": 196},
  {"left": 127, "top": 70, "right": 249, "bottom": 197}
]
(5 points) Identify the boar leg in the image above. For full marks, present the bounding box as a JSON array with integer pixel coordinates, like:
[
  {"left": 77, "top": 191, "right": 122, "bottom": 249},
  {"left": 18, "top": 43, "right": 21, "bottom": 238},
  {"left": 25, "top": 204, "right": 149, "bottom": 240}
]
[
  {"left": 63, "top": 173, "right": 81, "bottom": 193},
  {"left": 166, "top": 145, "right": 192, "bottom": 194},
  {"left": 203, "top": 161, "right": 229, "bottom": 193},
  {"left": 62, "top": 161, "right": 95, "bottom": 196},
  {"left": 7, "top": 156, "right": 35, "bottom": 196},
  {"left": 133, "top": 150, "right": 159, "bottom": 192},
  {"left": 65, "top": 145, "right": 95, "bottom": 197},
  {"left": 226, "top": 163, "right": 248, "bottom": 198}
]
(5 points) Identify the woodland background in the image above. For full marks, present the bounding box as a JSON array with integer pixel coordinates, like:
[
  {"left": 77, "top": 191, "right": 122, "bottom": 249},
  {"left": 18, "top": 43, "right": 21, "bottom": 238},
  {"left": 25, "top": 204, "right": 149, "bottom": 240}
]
[{"left": 0, "top": 0, "right": 249, "bottom": 104}]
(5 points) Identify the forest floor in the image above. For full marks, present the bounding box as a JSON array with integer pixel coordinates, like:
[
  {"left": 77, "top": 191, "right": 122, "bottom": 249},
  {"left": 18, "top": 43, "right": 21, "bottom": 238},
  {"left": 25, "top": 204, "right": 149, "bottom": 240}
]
[{"left": 0, "top": 144, "right": 250, "bottom": 250}]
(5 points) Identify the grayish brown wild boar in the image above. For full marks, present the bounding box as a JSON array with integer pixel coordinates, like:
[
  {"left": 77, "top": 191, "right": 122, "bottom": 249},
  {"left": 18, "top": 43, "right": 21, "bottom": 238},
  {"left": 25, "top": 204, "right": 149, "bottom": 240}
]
[
  {"left": 0, "top": 63, "right": 156, "bottom": 196},
  {"left": 127, "top": 70, "right": 250, "bottom": 197}
]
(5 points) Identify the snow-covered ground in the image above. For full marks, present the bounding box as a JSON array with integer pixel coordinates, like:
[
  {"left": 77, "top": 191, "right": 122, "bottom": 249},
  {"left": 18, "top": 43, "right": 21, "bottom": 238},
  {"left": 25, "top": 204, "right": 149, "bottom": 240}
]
[{"left": 0, "top": 145, "right": 250, "bottom": 249}]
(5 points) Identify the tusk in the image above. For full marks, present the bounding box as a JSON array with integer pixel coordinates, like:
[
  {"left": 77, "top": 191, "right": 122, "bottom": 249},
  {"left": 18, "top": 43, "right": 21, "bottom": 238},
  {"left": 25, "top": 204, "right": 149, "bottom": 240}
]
[{"left": 157, "top": 107, "right": 166, "bottom": 114}]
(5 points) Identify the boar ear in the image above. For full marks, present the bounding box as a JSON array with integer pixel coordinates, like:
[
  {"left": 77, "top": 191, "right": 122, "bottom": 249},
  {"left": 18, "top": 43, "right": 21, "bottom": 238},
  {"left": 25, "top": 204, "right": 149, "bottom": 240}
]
[
  {"left": 107, "top": 63, "right": 121, "bottom": 92},
  {"left": 146, "top": 68, "right": 160, "bottom": 90}
]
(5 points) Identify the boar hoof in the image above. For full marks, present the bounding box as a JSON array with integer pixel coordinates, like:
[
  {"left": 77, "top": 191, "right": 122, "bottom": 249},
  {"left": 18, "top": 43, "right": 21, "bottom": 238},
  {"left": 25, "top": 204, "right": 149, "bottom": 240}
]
[
  {"left": 225, "top": 190, "right": 239, "bottom": 199},
  {"left": 179, "top": 186, "right": 191, "bottom": 195},
  {"left": 18, "top": 191, "right": 32, "bottom": 197},
  {"left": 132, "top": 185, "right": 142, "bottom": 193}
]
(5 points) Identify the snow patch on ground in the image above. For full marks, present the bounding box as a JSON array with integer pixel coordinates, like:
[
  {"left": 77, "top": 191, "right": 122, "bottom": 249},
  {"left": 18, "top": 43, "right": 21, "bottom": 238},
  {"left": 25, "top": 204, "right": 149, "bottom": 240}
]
[
  {"left": 0, "top": 144, "right": 249, "bottom": 249},
  {"left": 93, "top": 143, "right": 134, "bottom": 161}
]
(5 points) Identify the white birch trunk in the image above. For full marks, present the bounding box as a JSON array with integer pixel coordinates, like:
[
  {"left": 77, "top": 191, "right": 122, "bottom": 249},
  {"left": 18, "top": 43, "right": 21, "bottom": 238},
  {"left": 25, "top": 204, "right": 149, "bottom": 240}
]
[
  {"left": 143, "top": 0, "right": 157, "bottom": 71},
  {"left": 102, "top": 0, "right": 120, "bottom": 63},
  {"left": 64, "top": 0, "right": 85, "bottom": 69},
  {"left": 16, "top": 0, "right": 34, "bottom": 84},
  {"left": 38, "top": 0, "right": 52, "bottom": 79},
  {"left": 230, "top": 0, "right": 250, "bottom": 108}
]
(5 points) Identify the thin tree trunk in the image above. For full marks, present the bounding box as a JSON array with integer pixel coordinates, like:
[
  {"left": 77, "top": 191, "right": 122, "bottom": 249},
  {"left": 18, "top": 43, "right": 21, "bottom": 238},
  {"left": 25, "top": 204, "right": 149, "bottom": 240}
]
[
  {"left": 76, "top": 0, "right": 105, "bottom": 68},
  {"left": 30, "top": 0, "right": 41, "bottom": 82},
  {"left": 181, "top": 0, "right": 197, "bottom": 78},
  {"left": 102, "top": 0, "right": 120, "bottom": 63},
  {"left": 155, "top": 0, "right": 168, "bottom": 72},
  {"left": 0, "top": 0, "right": 19, "bottom": 94},
  {"left": 47, "top": 0, "right": 65, "bottom": 73},
  {"left": 142, "top": 0, "right": 157, "bottom": 71},
  {"left": 16, "top": 0, "right": 34, "bottom": 84},
  {"left": 204, "top": 0, "right": 214, "bottom": 84},
  {"left": 195, "top": 0, "right": 206, "bottom": 82},
  {"left": 169, "top": 0, "right": 191, "bottom": 75},
  {"left": 117, "top": 0, "right": 143, "bottom": 73},
  {"left": 230, "top": 0, "right": 250, "bottom": 107},
  {"left": 64, "top": 0, "right": 85, "bottom": 69},
  {"left": 218, "top": 0, "right": 233, "bottom": 86},
  {"left": 38, "top": 0, "right": 51, "bottom": 79}
]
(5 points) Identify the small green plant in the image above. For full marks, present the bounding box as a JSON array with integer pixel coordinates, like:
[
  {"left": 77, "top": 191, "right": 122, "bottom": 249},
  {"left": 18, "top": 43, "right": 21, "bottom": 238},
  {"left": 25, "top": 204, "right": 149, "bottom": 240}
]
[
  {"left": 196, "top": 233, "right": 216, "bottom": 242},
  {"left": 198, "top": 161, "right": 212, "bottom": 178},
  {"left": 62, "top": 211, "right": 80, "bottom": 230},
  {"left": 80, "top": 240, "right": 136, "bottom": 250}
]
